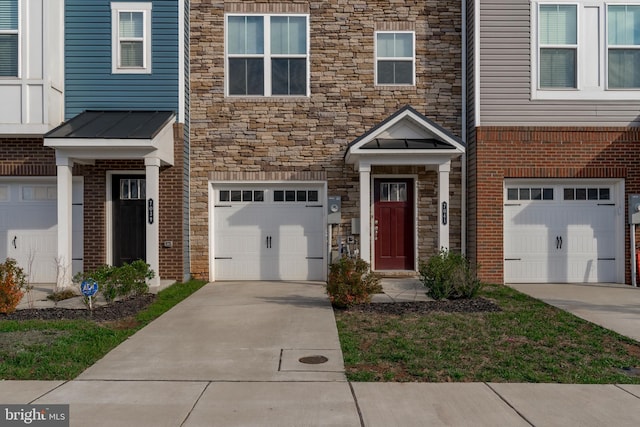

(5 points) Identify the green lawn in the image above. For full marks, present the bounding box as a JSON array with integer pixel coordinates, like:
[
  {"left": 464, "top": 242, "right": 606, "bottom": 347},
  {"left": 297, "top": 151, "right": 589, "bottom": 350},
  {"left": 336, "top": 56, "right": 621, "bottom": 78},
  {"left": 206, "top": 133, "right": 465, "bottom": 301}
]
[
  {"left": 335, "top": 284, "right": 640, "bottom": 383},
  {"left": 0, "top": 279, "right": 207, "bottom": 380}
]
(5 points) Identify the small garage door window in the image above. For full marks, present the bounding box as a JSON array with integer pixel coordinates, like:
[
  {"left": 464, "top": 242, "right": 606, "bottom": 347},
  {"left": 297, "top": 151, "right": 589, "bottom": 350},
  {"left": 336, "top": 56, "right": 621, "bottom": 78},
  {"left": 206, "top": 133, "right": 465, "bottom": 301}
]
[
  {"left": 0, "top": 186, "right": 8, "bottom": 201},
  {"left": 506, "top": 187, "right": 554, "bottom": 201},
  {"left": 219, "top": 190, "right": 265, "bottom": 202},
  {"left": 22, "top": 185, "right": 57, "bottom": 201},
  {"left": 274, "top": 189, "right": 318, "bottom": 202},
  {"left": 563, "top": 187, "right": 610, "bottom": 201}
]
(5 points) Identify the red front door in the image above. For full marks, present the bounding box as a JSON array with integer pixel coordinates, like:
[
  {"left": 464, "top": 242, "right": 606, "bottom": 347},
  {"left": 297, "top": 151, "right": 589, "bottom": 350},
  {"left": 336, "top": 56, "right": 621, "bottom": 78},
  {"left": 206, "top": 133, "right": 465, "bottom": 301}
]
[{"left": 374, "top": 178, "right": 414, "bottom": 270}]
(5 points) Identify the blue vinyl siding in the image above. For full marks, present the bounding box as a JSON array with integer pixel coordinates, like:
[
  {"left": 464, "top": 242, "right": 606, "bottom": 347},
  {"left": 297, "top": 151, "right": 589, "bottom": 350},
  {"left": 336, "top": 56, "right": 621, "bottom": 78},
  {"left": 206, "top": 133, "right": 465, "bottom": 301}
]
[{"left": 65, "top": 0, "right": 179, "bottom": 119}]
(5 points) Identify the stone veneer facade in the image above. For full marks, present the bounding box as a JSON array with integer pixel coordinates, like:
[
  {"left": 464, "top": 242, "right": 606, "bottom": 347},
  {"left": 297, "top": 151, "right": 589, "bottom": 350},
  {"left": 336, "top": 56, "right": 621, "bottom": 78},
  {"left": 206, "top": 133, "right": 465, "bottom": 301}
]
[
  {"left": 189, "top": 0, "right": 464, "bottom": 279},
  {"left": 0, "top": 125, "right": 186, "bottom": 281},
  {"left": 469, "top": 127, "right": 640, "bottom": 285}
]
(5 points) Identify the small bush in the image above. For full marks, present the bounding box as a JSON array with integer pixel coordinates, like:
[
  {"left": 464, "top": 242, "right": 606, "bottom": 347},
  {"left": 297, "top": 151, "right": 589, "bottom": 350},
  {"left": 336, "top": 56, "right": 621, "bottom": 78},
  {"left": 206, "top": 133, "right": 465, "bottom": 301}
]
[
  {"left": 47, "top": 289, "right": 78, "bottom": 302},
  {"left": 327, "top": 257, "right": 382, "bottom": 308},
  {"left": 73, "top": 260, "right": 154, "bottom": 303},
  {"left": 0, "top": 258, "right": 26, "bottom": 314},
  {"left": 419, "top": 250, "right": 482, "bottom": 300}
]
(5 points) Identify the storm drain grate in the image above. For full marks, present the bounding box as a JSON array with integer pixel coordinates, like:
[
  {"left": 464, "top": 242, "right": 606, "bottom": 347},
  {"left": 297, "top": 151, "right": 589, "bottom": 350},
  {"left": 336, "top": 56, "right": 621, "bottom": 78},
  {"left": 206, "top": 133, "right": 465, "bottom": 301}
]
[{"left": 298, "top": 355, "right": 329, "bottom": 365}]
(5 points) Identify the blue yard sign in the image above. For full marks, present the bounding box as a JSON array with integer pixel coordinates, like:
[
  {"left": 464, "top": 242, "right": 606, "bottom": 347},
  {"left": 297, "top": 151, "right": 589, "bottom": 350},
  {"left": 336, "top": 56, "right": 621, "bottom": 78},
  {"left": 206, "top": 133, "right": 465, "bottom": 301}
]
[{"left": 81, "top": 280, "right": 98, "bottom": 297}]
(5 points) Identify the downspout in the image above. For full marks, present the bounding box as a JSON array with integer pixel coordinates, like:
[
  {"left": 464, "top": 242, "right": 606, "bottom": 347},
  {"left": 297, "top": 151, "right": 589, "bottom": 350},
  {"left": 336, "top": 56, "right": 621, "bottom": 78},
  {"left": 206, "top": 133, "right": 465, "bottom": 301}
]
[{"left": 461, "top": 0, "right": 467, "bottom": 256}]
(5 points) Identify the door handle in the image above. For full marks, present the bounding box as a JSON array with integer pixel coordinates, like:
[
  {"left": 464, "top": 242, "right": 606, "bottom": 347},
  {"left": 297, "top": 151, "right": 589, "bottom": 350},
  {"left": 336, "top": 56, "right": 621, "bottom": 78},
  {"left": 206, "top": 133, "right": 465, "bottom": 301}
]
[
  {"left": 12, "top": 236, "right": 17, "bottom": 249},
  {"left": 556, "top": 236, "right": 560, "bottom": 250},
  {"left": 266, "top": 236, "right": 272, "bottom": 249},
  {"left": 559, "top": 236, "right": 563, "bottom": 250}
]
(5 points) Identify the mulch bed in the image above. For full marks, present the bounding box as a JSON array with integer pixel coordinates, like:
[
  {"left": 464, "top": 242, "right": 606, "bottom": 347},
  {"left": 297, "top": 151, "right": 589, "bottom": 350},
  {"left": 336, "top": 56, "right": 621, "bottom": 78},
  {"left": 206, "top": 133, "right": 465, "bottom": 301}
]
[
  {"left": 341, "top": 297, "right": 502, "bottom": 314},
  {"left": 0, "top": 294, "right": 156, "bottom": 322}
]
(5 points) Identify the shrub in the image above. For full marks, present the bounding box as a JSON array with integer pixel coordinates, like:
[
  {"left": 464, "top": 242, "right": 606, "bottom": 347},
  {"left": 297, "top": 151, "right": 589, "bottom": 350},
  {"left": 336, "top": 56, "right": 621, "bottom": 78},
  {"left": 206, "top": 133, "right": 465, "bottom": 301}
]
[
  {"left": 73, "top": 260, "right": 154, "bottom": 303},
  {"left": 327, "top": 257, "right": 382, "bottom": 308},
  {"left": 0, "top": 258, "right": 26, "bottom": 314},
  {"left": 419, "top": 249, "right": 482, "bottom": 300}
]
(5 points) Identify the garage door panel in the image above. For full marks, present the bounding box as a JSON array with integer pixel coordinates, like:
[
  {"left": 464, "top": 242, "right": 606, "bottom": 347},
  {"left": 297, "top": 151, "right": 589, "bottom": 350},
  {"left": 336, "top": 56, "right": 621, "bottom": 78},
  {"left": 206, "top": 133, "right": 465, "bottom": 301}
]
[
  {"left": 213, "top": 186, "right": 325, "bottom": 281},
  {"left": 0, "top": 180, "right": 83, "bottom": 283},
  {"left": 504, "top": 182, "right": 619, "bottom": 283}
]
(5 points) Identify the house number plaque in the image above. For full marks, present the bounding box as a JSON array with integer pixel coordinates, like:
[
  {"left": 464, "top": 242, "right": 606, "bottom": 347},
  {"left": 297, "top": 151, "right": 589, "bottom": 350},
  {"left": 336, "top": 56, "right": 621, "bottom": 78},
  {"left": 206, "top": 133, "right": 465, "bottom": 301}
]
[
  {"left": 148, "top": 199, "right": 154, "bottom": 224},
  {"left": 442, "top": 201, "right": 448, "bottom": 225}
]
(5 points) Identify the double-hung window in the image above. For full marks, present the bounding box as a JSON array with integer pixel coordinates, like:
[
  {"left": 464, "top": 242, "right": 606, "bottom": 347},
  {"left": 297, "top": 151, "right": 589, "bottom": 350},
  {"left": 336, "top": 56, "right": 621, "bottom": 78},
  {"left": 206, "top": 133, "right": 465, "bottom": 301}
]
[
  {"left": 532, "top": 1, "right": 640, "bottom": 99},
  {"left": 111, "top": 2, "right": 152, "bottom": 74},
  {"left": 608, "top": 4, "right": 640, "bottom": 88},
  {"left": 375, "top": 31, "right": 415, "bottom": 85},
  {"left": 0, "top": 0, "right": 19, "bottom": 77},
  {"left": 538, "top": 4, "right": 578, "bottom": 88},
  {"left": 226, "top": 14, "right": 309, "bottom": 97}
]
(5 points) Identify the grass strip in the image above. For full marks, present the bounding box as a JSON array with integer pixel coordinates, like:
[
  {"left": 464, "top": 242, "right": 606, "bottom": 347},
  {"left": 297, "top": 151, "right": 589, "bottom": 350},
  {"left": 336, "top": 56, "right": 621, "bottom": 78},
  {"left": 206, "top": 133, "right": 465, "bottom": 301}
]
[
  {"left": 336, "top": 284, "right": 640, "bottom": 383},
  {"left": 0, "top": 279, "right": 207, "bottom": 380}
]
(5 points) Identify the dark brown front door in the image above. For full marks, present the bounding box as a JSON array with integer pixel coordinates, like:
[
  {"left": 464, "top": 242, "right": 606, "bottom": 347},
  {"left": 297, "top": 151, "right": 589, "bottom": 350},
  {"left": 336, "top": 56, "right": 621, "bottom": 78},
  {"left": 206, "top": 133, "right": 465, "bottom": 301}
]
[
  {"left": 112, "top": 175, "right": 146, "bottom": 266},
  {"left": 374, "top": 178, "right": 414, "bottom": 270}
]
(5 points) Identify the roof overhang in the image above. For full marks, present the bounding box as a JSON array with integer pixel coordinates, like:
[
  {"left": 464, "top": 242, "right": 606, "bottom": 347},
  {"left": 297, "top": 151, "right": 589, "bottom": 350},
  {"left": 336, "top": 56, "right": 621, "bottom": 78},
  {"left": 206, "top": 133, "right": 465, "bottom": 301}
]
[
  {"left": 44, "top": 111, "right": 176, "bottom": 166},
  {"left": 345, "top": 105, "right": 465, "bottom": 170}
]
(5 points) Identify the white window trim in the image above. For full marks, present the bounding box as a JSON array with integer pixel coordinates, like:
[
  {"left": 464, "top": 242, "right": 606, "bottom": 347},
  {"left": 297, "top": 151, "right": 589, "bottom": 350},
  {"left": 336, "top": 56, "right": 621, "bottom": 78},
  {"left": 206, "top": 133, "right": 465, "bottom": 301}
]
[
  {"left": 0, "top": 0, "right": 20, "bottom": 79},
  {"left": 111, "top": 2, "right": 152, "bottom": 75},
  {"left": 374, "top": 31, "right": 416, "bottom": 86},
  {"left": 224, "top": 13, "right": 310, "bottom": 97},
  {"left": 531, "top": 0, "right": 640, "bottom": 100}
]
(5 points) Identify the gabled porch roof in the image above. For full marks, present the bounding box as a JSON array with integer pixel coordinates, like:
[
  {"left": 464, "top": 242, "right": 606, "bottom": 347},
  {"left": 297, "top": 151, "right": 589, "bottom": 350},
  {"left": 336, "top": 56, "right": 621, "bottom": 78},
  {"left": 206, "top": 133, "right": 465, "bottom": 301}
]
[{"left": 345, "top": 105, "right": 465, "bottom": 169}]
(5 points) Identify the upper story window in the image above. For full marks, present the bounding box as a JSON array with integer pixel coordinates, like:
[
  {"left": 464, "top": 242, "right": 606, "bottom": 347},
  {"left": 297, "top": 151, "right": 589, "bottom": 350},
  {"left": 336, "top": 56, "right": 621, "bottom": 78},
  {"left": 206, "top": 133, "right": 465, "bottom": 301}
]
[
  {"left": 111, "top": 2, "right": 152, "bottom": 74},
  {"left": 539, "top": 4, "right": 577, "bottom": 88},
  {"left": 532, "top": 1, "right": 640, "bottom": 100},
  {"left": 0, "top": 0, "right": 19, "bottom": 77},
  {"left": 226, "top": 14, "right": 309, "bottom": 97},
  {"left": 375, "top": 31, "right": 415, "bottom": 85},
  {"left": 608, "top": 5, "right": 640, "bottom": 88}
]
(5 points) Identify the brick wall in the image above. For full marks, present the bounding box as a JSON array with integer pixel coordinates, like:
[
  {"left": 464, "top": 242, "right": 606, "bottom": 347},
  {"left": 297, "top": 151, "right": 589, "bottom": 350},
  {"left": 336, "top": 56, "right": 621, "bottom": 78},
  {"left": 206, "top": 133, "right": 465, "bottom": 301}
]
[
  {"left": 0, "top": 138, "right": 56, "bottom": 176},
  {"left": 190, "top": 0, "right": 464, "bottom": 279},
  {"left": 471, "top": 126, "right": 640, "bottom": 284}
]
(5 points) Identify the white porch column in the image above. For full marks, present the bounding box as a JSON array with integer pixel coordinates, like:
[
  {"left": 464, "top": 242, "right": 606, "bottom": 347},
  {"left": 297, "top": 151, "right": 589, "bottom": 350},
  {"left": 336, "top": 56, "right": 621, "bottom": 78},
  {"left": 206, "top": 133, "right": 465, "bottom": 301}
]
[
  {"left": 145, "top": 157, "right": 161, "bottom": 287},
  {"left": 438, "top": 161, "right": 451, "bottom": 251},
  {"left": 359, "top": 163, "right": 372, "bottom": 266},
  {"left": 56, "top": 155, "right": 74, "bottom": 288}
]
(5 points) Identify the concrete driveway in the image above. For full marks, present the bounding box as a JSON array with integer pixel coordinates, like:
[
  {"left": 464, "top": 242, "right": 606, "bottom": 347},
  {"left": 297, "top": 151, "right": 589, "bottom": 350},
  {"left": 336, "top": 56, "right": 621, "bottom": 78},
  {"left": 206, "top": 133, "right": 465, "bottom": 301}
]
[
  {"left": 79, "top": 281, "right": 345, "bottom": 382},
  {"left": 510, "top": 283, "right": 640, "bottom": 342}
]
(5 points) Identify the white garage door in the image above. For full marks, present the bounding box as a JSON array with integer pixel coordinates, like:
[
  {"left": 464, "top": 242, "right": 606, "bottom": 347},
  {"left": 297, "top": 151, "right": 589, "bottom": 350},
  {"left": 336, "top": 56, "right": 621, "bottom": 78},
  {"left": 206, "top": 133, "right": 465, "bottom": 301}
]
[
  {"left": 0, "top": 179, "right": 83, "bottom": 283},
  {"left": 504, "top": 182, "right": 621, "bottom": 283},
  {"left": 212, "top": 185, "right": 325, "bottom": 281}
]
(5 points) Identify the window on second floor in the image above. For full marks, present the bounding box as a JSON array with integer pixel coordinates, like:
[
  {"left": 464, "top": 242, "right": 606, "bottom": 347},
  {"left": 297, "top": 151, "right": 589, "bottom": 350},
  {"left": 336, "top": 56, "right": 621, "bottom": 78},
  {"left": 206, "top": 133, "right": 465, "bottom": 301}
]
[
  {"left": 375, "top": 31, "right": 415, "bottom": 85},
  {"left": 111, "top": 2, "right": 152, "bottom": 74},
  {"left": 538, "top": 4, "right": 577, "bottom": 88},
  {"left": 608, "top": 4, "right": 640, "bottom": 88},
  {"left": 226, "top": 14, "right": 309, "bottom": 97},
  {"left": 0, "top": 0, "right": 19, "bottom": 77},
  {"left": 532, "top": 1, "right": 640, "bottom": 100}
]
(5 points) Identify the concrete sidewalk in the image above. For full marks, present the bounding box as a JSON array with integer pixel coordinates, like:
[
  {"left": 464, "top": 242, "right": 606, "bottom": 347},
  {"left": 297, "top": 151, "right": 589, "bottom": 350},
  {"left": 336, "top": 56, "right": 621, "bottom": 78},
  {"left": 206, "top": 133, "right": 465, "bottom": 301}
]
[{"left": 2, "top": 281, "right": 640, "bottom": 426}]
